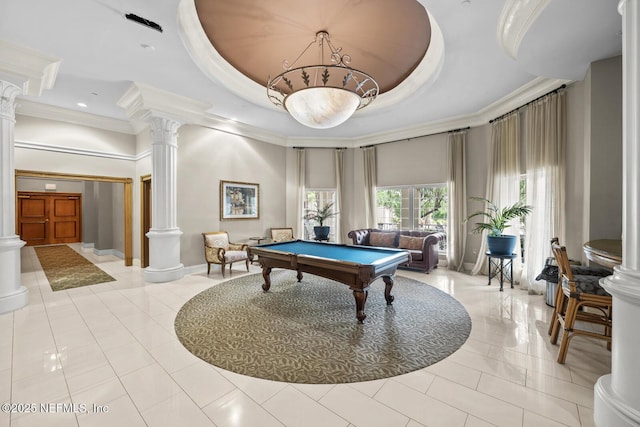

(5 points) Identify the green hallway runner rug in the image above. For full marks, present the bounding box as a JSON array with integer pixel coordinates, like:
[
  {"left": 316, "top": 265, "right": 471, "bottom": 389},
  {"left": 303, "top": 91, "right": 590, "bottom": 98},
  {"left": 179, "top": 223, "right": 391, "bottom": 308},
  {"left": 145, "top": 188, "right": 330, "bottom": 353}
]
[{"left": 34, "top": 245, "right": 116, "bottom": 291}]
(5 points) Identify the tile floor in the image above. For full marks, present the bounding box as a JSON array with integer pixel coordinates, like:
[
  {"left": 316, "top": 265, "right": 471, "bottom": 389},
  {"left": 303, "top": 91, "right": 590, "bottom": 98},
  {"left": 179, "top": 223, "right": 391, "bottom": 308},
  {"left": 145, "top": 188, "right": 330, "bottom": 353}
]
[{"left": 2, "top": 244, "right": 611, "bottom": 427}]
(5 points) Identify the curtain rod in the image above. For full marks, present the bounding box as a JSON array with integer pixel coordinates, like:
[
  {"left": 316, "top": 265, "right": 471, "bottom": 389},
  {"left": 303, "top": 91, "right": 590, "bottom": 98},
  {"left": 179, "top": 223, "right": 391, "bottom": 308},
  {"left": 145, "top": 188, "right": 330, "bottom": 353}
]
[
  {"left": 358, "top": 126, "right": 470, "bottom": 149},
  {"left": 489, "top": 84, "right": 567, "bottom": 124},
  {"left": 291, "top": 146, "right": 348, "bottom": 150}
]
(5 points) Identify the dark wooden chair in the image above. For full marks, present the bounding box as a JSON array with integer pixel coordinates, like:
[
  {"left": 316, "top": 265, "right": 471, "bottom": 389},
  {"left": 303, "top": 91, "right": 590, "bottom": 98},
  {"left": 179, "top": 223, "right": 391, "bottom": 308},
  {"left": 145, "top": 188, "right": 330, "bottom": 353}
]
[{"left": 549, "top": 241, "right": 612, "bottom": 364}]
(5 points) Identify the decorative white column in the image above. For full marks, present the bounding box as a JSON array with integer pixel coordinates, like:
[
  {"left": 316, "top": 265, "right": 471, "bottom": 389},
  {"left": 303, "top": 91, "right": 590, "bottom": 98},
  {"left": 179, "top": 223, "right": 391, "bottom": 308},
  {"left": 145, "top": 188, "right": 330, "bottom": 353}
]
[
  {"left": 594, "top": 1, "right": 640, "bottom": 426},
  {"left": 0, "top": 81, "right": 28, "bottom": 313},
  {"left": 144, "top": 115, "right": 184, "bottom": 283}
]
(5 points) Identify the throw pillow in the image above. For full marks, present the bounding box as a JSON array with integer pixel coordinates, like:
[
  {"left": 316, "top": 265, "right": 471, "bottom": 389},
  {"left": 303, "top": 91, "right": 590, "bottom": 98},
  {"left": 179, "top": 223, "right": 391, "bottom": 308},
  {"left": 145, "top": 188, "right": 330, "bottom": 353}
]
[
  {"left": 369, "top": 232, "right": 396, "bottom": 247},
  {"left": 398, "top": 235, "right": 424, "bottom": 250}
]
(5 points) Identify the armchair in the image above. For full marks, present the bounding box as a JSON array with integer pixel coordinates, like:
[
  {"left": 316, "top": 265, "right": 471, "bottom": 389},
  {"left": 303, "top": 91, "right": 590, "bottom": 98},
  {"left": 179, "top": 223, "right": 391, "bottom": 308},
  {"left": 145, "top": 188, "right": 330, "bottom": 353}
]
[
  {"left": 202, "top": 231, "right": 250, "bottom": 277},
  {"left": 270, "top": 227, "right": 294, "bottom": 242}
]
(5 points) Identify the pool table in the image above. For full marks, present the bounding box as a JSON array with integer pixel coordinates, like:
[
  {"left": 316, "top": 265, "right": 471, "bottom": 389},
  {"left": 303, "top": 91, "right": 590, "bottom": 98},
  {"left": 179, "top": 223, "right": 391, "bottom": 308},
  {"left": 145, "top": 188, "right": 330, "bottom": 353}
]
[{"left": 249, "top": 240, "right": 410, "bottom": 323}]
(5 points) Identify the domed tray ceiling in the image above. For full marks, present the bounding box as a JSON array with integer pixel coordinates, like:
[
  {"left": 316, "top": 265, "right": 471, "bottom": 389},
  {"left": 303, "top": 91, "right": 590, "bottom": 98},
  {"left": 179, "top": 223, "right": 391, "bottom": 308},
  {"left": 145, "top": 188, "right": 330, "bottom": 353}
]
[{"left": 194, "top": 0, "right": 431, "bottom": 94}]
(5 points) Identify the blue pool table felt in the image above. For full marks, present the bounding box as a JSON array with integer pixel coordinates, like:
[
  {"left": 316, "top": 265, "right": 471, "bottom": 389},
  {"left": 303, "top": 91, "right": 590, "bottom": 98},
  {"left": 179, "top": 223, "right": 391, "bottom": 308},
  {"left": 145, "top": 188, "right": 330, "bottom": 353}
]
[{"left": 259, "top": 241, "right": 403, "bottom": 265}]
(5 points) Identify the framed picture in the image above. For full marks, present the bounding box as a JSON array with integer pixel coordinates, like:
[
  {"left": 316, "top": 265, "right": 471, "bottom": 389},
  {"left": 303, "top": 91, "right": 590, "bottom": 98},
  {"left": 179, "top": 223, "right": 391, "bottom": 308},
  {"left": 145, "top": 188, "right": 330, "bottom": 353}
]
[{"left": 220, "top": 180, "right": 260, "bottom": 220}]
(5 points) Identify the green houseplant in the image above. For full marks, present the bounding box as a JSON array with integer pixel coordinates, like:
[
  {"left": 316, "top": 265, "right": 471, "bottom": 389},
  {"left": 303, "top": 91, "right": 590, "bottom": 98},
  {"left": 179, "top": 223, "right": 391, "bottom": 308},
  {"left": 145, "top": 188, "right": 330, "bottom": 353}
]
[
  {"left": 464, "top": 197, "right": 533, "bottom": 255},
  {"left": 304, "top": 202, "right": 338, "bottom": 241}
]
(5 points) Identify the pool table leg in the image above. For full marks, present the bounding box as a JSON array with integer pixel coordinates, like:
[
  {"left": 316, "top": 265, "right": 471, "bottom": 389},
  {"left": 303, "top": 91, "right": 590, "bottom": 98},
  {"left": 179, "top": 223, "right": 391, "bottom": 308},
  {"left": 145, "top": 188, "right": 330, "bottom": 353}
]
[
  {"left": 296, "top": 269, "right": 303, "bottom": 282},
  {"left": 383, "top": 275, "right": 395, "bottom": 305},
  {"left": 353, "top": 289, "right": 368, "bottom": 323},
  {"left": 261, "top": 267, "right": 272, "bottom": 292}
]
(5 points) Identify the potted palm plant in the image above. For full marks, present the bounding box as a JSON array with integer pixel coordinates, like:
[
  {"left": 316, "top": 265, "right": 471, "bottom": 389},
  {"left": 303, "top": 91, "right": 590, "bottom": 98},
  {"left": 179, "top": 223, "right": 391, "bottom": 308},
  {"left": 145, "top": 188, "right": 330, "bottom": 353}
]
[
  {"left": 304, "top": 202, "right": 338, "bottom": 241},
  {"left": 464, "top": 197, "right": 533, "bottom": 255}
]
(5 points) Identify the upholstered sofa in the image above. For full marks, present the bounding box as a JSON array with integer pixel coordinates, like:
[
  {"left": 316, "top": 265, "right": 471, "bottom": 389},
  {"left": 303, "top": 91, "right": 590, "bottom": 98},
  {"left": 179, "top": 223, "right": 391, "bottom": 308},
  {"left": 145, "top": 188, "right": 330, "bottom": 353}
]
[{"left": 347, "top": 228, "right": 446, "bottom": 273}]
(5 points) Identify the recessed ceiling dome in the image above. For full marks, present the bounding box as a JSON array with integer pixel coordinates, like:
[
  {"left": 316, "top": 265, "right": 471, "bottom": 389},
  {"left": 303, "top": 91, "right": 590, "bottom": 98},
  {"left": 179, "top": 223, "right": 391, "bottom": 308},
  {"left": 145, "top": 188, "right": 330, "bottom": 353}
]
[
  {"left": 178, "top": 0, "right": 444, "bottom": 123},
  {"left": 193, "top": 0, "right": 431, "bottom": 94}
]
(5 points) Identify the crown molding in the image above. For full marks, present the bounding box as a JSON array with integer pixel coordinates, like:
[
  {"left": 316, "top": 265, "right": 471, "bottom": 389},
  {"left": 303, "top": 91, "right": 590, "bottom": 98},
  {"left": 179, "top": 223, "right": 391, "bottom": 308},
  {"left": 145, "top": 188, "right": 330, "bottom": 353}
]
[
  {"left": 16, "top": 99, "right": 134, "bottom": 135},
  {"left": 15, "top": 76, "right": 571, "bottom": 149},
  {"left": 497, "top": 0, "right": 551, "bottom": 60},
  {"left": 117, "top": 82, "right": 211, "bottom": 133},
  {"left": 0, "top": 40, "right": 60, "bottom": 97},
  {"left": 15, "top": 139, "right": 150, "bottom": 161},
  {"left": 473, "top": 76, "right": 570, "bottom": 121},
  {"left": 16, "top": 77, "right": 572, "bottom": 150},
  {"left": 283, "top": 76, "right": 572, "bottom": 148}
]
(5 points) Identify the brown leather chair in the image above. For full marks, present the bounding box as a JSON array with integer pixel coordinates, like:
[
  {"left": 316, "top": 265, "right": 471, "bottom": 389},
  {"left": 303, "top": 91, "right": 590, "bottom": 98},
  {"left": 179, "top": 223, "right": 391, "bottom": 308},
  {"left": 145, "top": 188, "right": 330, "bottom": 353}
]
[{"left": 202, "top": 231, "right": 250, "bottom": 277}]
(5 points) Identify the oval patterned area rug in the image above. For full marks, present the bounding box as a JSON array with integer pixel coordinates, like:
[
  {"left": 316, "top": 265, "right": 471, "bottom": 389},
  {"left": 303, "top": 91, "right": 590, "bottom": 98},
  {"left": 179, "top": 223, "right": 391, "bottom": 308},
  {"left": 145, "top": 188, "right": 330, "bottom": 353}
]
[{"left": 175, "top": 270, "right": 471, "bottom": 384}]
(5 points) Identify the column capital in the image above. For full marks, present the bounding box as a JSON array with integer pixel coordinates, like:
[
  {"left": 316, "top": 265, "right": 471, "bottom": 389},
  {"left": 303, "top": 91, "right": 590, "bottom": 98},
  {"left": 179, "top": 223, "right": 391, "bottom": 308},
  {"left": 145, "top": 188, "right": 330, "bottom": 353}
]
[
  {"left": 0, "top": 81, "right": 21, "bottom": 120},
  {"left": 147, "top": 115, "right": 182, "bottom": 146}
]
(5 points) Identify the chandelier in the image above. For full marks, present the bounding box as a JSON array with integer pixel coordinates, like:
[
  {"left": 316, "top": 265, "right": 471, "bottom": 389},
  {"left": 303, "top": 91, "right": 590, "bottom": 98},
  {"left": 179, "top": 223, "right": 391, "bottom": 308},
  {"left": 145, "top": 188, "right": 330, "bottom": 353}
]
[{"left": 267, "top": 31, "right": 379, "bottom": 129}]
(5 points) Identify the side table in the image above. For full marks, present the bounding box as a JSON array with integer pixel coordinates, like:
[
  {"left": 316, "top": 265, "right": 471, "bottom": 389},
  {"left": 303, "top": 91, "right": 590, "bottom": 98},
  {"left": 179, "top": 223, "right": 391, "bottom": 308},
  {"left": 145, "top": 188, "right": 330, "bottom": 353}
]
[
  {"left": 248, "top": 237, "right": 269, "bottom": 263},
  {"left": 486, "top": 252, "right": 517, "bottom": 291}
]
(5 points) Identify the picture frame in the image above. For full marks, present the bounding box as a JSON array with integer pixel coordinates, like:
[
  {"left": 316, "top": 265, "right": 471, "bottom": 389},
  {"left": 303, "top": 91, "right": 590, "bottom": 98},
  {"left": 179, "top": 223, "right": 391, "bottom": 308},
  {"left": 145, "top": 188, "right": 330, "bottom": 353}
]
[{"left": 220, "top": 180, "right": 260, "bottom": 220}]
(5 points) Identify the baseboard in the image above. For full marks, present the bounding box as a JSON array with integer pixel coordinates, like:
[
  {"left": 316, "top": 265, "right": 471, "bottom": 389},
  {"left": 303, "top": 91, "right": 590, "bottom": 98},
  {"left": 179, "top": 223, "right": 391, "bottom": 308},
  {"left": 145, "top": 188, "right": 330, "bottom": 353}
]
[
  {"left": 93, "top": 248, "right": 124, "bottom": 259},
  {"left": 81, "top": 242, "right": 94, "bottom": 249},
  {"left": 184, "top": 263, "right": 208, "bottom": 276}
]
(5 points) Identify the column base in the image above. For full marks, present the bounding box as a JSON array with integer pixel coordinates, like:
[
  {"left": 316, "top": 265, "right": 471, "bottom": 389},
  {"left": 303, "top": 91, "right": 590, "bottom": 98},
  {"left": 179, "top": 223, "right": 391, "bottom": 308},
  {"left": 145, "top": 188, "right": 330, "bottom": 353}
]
[
  {"left": 596, "top": 267, "right": 640, "bottom": 426},
  {"left": 0, "top": 235, "right": 28, "bottom": 314},
  {"left": 144, "top": 264, "right": 185, "bottom": 283},
  {"left": 0, "top": 286, "right": 28, "bottom": 314},
  {"left": 145, "top": 228, "right": 184, "bottom": 283},
  {"left": 595, "top": 374, "right": 640, "bottom": 427}
]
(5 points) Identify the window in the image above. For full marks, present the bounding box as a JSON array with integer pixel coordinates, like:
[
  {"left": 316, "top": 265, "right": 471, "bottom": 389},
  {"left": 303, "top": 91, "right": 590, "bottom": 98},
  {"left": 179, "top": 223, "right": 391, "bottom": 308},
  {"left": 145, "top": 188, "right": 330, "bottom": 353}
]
[
  {"left": 304, "top": 190, "right": 337, "bottom": 241},
  {"left": 376, "top": 185, "right": 448, "bottom": 250}
]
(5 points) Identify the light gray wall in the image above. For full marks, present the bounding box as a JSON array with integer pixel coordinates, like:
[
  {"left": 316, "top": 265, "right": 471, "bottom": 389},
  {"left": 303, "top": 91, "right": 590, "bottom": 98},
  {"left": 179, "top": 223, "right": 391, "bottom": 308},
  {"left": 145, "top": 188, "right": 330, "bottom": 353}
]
[
  {"left": 96, "top": 182, "right": 113, "bottom": 251},
  {"left": 112, "top": 183, "right": 125, "bottom": 255},
  {"left": 376, "top": 133, "right": 449, "bottom": 186},
  {"left": 463, "top": 125, "right": 491, "bottom": 263},
  {"left": 589, "top": 55, "right": 623, "bottom": 242},
  {"left": 83, "top": 181, "right": 97, "bottom": 246},
  {"left": 176, "top": 124, "right": 287, "bottom": 268},
  {"left": 16, "top": 177, "right": 84, "bottom": 193},
  {"left": 306, "top": 149, "right": 336, "bottom": 188},
  {"left": 15, "top": 115, "right": 136, "bottom": 154}
]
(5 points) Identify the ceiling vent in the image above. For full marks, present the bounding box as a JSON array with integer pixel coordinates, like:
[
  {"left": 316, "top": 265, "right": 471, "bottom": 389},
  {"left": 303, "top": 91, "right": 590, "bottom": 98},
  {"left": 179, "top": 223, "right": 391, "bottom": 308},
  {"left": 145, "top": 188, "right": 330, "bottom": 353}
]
[{"left": 125, "top": 13, "right": 163, "bottom": 33}]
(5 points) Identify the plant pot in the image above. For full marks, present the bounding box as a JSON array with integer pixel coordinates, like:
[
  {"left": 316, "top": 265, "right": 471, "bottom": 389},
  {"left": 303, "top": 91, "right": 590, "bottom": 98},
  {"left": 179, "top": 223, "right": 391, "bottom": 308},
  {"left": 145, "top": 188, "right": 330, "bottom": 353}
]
[
  {"left": 487, "top": 235, "right": 517, "bottom": 255},
  {"left": 313, "top": 226, "right": 330, "bottom": 241}
]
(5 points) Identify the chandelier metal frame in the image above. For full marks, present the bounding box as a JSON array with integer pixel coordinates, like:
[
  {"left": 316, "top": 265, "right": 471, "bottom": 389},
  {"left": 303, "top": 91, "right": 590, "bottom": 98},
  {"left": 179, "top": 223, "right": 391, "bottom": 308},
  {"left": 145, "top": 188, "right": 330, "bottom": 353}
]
[{"left": 266, "top": 31, "right": 379, "bottom": 127}]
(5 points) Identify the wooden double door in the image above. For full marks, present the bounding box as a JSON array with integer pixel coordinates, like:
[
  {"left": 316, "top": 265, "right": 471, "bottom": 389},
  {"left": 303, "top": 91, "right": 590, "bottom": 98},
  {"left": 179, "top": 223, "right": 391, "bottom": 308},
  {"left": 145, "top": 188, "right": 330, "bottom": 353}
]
[{"left": 17, "top": 192, "right": 82, "bottom": 246}]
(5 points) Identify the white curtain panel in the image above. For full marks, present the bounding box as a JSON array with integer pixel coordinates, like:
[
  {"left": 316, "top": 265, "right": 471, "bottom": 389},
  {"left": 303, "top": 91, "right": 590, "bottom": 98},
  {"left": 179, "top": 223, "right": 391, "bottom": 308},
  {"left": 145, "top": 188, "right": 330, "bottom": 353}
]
[
  {"left": 522, "top": 91, "right": 566, "bottom": 294},
  {"left": 447, "top": 131, "right": 467, "bottom": 271},
  {"left": 334, "top": 149, "right": 344, "bottom": 243},
  {"left": 363, "top": 147, "right": 377, "bottom": 229},
  {"left": 470, "top": 112, "right": 522, "bottom": 278},
  {"left": 295, "top": 148, "right": 306, "bottom": 239}
]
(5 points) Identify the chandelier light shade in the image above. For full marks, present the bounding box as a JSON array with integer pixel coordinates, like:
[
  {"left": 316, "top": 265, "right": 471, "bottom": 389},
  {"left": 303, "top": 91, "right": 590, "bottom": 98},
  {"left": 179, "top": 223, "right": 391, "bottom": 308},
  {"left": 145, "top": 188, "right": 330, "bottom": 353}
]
[{"left": 267, "top": 31, "right": 379, "bottom": 129}]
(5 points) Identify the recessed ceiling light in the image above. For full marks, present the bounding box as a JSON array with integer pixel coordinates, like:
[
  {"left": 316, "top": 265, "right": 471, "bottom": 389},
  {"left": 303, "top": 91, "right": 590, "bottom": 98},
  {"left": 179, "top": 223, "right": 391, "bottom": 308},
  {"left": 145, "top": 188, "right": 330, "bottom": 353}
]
[
  {"left": 461, "top": 0, "right": 471, "bottom": 6},
  {"left": 77, "top": 102, "right": 88, "bottom": 108}
]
